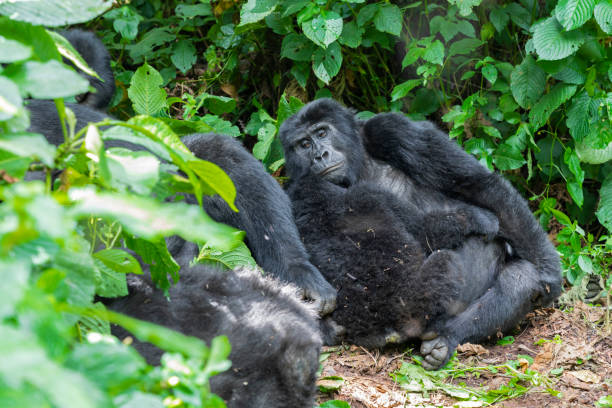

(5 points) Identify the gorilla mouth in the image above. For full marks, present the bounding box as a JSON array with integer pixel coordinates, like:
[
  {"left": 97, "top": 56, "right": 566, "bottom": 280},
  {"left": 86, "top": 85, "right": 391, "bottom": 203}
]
[{"left": 319, "top": 161, "right": 344, "bottom": 176}]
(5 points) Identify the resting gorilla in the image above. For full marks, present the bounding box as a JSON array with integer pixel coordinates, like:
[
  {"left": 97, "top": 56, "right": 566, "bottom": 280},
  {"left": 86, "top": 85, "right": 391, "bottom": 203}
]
[
  {"left": 278, "top": 98, "right": 562, "bottom": 370},
  {"left": 25, "top": 30, "right": 329, "bottom": 406}
]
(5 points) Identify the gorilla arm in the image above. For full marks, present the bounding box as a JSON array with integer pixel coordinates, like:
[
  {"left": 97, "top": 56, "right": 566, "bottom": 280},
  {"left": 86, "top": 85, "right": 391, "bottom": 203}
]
[{"left": 362, "top": 113, "right": 561, "bottom": 304}]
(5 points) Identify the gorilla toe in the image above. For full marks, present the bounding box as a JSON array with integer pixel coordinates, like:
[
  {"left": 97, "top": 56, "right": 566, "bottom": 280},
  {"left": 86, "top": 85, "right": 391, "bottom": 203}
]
[{"left": 420, "top": 336, "right": 454, "bottom": 370}]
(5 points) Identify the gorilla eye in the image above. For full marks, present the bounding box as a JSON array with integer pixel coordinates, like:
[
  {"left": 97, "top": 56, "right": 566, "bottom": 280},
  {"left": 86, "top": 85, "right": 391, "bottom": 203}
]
[
  {"left": 316, "top": 128, "right": 327, "bottom": 138},
  {"left": 299, "top": 139, "right": 311, "bottom": 149}
]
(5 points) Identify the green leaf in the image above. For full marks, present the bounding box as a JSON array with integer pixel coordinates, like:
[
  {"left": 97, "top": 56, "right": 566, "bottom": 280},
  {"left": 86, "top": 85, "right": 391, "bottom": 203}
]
[
  {"left": 338, "top": 20, "right": 363, "bottom": 48},
  {"left": 510, "top": 55, "right": 546, "bottom": 109},
  {"left": 201, "top": 93, "right": 237, "bottom": 115},
  {"left": 594, "top": 0, "right": 612, "bottom": 33},
  {"left": 106, "top": 148, "right": 160, "bottom": 195},
  {"left": 0, "top": 132, "right": 56, "bottom": 166},
  {"left": 312, "top": 41, "right": 342, "bottom": 84},
  {"left": 490, "top": 7, "right": 510, "bottom": 32},
  {"left": 239, "top": 0, "right": 276, "bottom": 25},
  {"left": 128, "top": 63, "right": 167, "bottom": 116},
  {"left": 481, "top": 64, "right": 498, "bottom": 84},
  {"left": 197, "top": 242, "right": 257, "bottom": 270},
  {"left": 93, "top": 258, "right": 128, "bottom": 298},
  {"left": 104, "top": 6, "right": 142, "bottom": 40},
  {"left": 532, "top": 17, "right": 585, "bottom": 60},
  {"left": 596, "top": 173, "right": 612, "bottom": 231},
  {"left": 68, "top": 187, "right": 244, "bottom": 251},
  {"left": 0, "top": 0, "right": 111, "bottom": 27},
  {"left": 93, "top": 249, "right": 143, "bottom": 276},
  {"left": 401, "top": 46, "right": 424, "bottom": 68},
  {"left": 373, "top": 3, "right": 402, "bottom": 36},
  {"left": 447, "top": 38, "right": 483, "bottom": 57},
  {"left": 202, "top": 335, "right": 232, "bottom": 378},
  {"left": 47, "top": 31, "right": 100, "bottom": 81},
  {"left": 575, "top": 140, "right": 612, "bottom": 164},
  {"left": 9, "top": 60, "right": 89, "bottom": 99},
  {"left": 277, "top": 94, "right": 305, "bottom": 126},
  {"left": 200, "top": 114, "right": 241, "bottom": 137},
  {"left": 124, "top": 237, "right": 178, "bottom": 291},
  {"left": 252, "top": 122, "right": 277, "bottom": 161},
  {"left": 423, "top": 39, "right": 444, "bottom": 65},
  {"left": 0, "top": 35, "right": 31, "bottom": 63},
  {"left": 0, "top": 17, "right": 60, "bottom": 62},
  {"left": 187, "top": 158, "right": 238, "bottom": 212},
  {"left": 302, "top": 11, "right": 343, "bottom": 48},
  {"left": 493, "top": 144, "right": 527, "bottom": 170},
  {"left": 447, "top": 0, "right": 483, "bottom": 16},
  {"left": 175, "top": 3, "right": 212, "bottom": 18},
  {"left": 0, "top": 77, "right": 21, "bottom": 121},
  {"left": 281, "top": 33, "right": 316, "bottom": 61},
  {"left": 555, "top": 0, "right": 596, "bottom": 30},
  {"left": 529, "top": 83, "right": 577, "bottom": 129},
  {"left": 497, "top": 335, "right": 515, "bottom": 345},
  {"left": 317, "top": 376, "right": 345, "bottom": 393},
  {"left": 391, "top": 79, "right": 422, "bottom": 101},
  {"left": 0, "top": 258, "right": 29, "bottom": 318},
  {"left": 319, "top": 401, "right": 351, "bottom": 408},
  {"left": 171, "top": 40, "right": 196, "bottom": 74},
  {"left": 357, "top": 4, "right": 378, "bottom": 26},
  {"left": 566, "top": 90, "right": 598, "bottom": 141}
]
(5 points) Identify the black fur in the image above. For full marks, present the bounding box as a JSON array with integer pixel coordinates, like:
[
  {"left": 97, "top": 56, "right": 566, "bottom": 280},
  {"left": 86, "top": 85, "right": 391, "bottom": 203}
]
[
  {"left": 107, "top": 265, "right": 321, "bottom": 408},
  {"left": 279, "top": 98, "right": 562, "bottom": 370}
]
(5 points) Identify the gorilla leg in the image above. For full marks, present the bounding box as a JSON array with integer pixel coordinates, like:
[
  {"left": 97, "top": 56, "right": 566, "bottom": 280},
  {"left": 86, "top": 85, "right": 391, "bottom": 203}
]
[
  {"left": 108, "top": 265, "right": 322, "bottom": 408},
  {"left": 182, "top": 133, "right": 337, "bottom": 315}
]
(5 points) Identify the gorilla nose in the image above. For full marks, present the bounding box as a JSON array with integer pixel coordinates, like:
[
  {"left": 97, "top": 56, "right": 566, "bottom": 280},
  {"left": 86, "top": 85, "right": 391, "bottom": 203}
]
[{"left": 315, "top": 150, "right": 329, "bottom": 161}]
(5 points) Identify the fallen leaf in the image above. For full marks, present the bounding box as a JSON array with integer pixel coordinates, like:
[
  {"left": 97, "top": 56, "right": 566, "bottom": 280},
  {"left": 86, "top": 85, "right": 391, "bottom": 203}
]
[
  {"left": 568, "top": 370, "right": 600, "bottom": 384},
  {"left": 457, "top": 343, "right": 489, "bottom": 356},
  {"left": 532, "top": 342, "right": 554, "bottom": 372}
]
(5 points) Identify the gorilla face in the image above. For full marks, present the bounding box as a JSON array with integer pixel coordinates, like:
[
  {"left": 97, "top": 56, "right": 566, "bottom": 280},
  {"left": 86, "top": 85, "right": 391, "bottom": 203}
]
[{"left": 279, "top": 98, "right": 366, "bottom": 187}]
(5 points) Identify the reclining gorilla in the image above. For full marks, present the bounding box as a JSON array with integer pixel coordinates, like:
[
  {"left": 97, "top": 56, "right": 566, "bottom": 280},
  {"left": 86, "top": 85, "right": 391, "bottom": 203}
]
[
  {"left": 26, "top": 30, "right": 329, "bottom": 407},
  {"left": 279, "top": 98, "right": 562, "bottom": 370}
]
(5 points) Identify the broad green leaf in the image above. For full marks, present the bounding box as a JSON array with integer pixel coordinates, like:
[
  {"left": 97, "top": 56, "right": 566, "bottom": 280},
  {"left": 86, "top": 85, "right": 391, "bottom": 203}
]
[
  {"left": 47, "top": 31, "right": 99, "bottom": 80},
  {"left": 447, "top": 38, "right": 483, "bottom": 57},
  {"left": 0, "top": 17, "right": 60, "bottom": 61},
  {"left": 596, "top": 173, "right": 612, "bottom": 230},
  {"left": 493, "top": 144, "right": 527, "bottom": 170},
  {"left": 252, "top": 122, "right": 277, "bottom": 160},
  {"left": 510, "top": 55, "right": 546, "bottom": 109},
  {"left": 312, "top": 41, "right": 342, "bottom": 84},
  {"left": 575, "top": 140, "right": 612, "bottom": 163},
  {"left": 447, "top": 0, "right": 482, "bottom": 16},
  {"left": 539, "top": 57, "right": 587, "bottom": 84},
  {"left": 93, "top": 258, "right": 128, "bottom": 297},
  {"left": 281, "top": 33, "right": 316, "bottom": 61},
  {"left": 128, "top": 63, "right": 167, "bottom": 116},
  {"left": 391, "top": 79, "right": 422, "bottom": 101},
  {"left": 422, "top": 40, "right": 444, "bottom": 65},
  {"left": 0, "top": 0, "right": 111, "bottom": 27},
  {"left": 357, "top": 4, "right": 378, "bottom": 26},
  {"left": 373, "top": 3, "right": 402, "bottom": 36},
  {"left": 187, "top": 158, "right": 238, "bottom": 212},
  {"left": 126, "top": 27, "right": 174, "bottom": 61},
  {"left": 401, "top": 46, "right": 424, "bottom": 68},
  {"left": 202, "top": 336, "right": 232, "bottom": 378},
  {"left": 302, "top": 11, "right": 343, "bottom": 48},
  {"left": 555, "top": 0, "right": 596, "bottom": 30},
  {"left": 201, "top": 93, "right": 236, "bottom": 115},
  {"left": 9, "top": 60, "right": 89, "bottom": 99},
  {"left": 114, "top": 392, "right": 164, "bottom": 408},
  {"left": 594, "top": 0, "right": 612, "bottom": 33},
  {"left": 318, "top": 376, "right": 345, "bottom": 393},
  {"left": 566, "top": 91, "right": 598, "bottom": 141},
  {"left": 532, "top": 17, "right": 585, "bottom": 60},
  {"left": 239, "top": 0, "right": 277, "bottom": 26},
  {"left": 338, "top": 20, "right": 363, "bottom": 48},
  {"left": 481, "top": 65, "right": 497, "bottom": 84},
  {"left": 529, "top": 83, "right": 577, "bottom": 129},
  {"left": 0, "top": 76, "right": 22, "bottom": 121},
  {"left": 104, "top": 6, "right": 142, "bottom": 40},
  {"left": 94, "top": 249, "right": 142, "bottom": 275},
  {"left": 490, "top": 7, "right": 509, "bottom": 32},
  {"left": 430, "top": 16, "right": 458, "bottom": 42},
  {"left": 506, "top": 3, "right": 532, "bottom": 30},
  {"left": 0, "top": 258, "right": 29, "bottom": 318},
  {"left": 68, "top": 187, "right": 244, "bottom": 251},
  {"left": 0, "top": 132, "right": 56, "bottom": 166},
  {"left": 319, "top": 401, "right": 351, "bottom": 408},
  {"left": 175, "top": 3, "right": 212, "bottom": 18},
  {"left": 171, "top": 40, "right": 196, "bottom": 74},
  {"left": 277, "top": 94, "right": 305, "bottom": 126},
  {"left": 106, "top": 148, "right": 160, "bottom": 195},
  {"left": 124, "top": 237, "right": 178, "bottom": 291},
  {"left": 200, "top": 114, "right": 241, "bottom": 137},
  {"left": 0, "top": 35, "right": 31, "bottom": 63},
  {"left": 197, "top": 242, "right": 257, "bottom": 270}
]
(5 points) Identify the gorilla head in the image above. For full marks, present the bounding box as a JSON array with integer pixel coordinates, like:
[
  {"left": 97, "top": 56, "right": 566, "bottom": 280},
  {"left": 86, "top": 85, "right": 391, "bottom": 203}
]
[{"left": 279, "top": 99, "right": 365, "bottom": 187}]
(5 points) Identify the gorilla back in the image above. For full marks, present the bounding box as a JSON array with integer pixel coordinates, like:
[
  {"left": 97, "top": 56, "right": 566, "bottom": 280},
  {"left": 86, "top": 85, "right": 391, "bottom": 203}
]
[
  {"left": 279, "top": 98, "right": 561, "bottom": 370},
  {"left": 107, "top": 265, "right": 322, "bottom": 408}
]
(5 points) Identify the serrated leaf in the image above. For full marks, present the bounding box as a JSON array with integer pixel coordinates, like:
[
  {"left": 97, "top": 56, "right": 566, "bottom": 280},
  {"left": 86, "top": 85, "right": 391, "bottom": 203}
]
[
  {"left": 575, "top": 140, "right": 612, "bottom": 164},
  {"left": 373, "top": 3, "right": 402, "bottom": 36},
  {"left": 312, "top": 41, "right": 342, "bottom": 84},
  {"left": 493, "top": 144, "right": 527, "bottom": 170},
  {"left": 532, "top": 17, "right": 585, "bottom": 60},
  {"left": 128, "top": 63, "right": 167, "bottom": 116},
  {"left": 391, "top": 79, "right": 421, "bottom": 101},
  {"left": 594, "top": 0, "right": 612, "bottom": 33},
  {"left": 566, "top": 90, "right": 598, "bottom": 140},
  {"left": 596, "top": 173, "right": 612, "bottom": 230},
  {"left": 302, "top": 11, "right": 343, "bottom": 48},
  {"left": 0, "top": 0, "right": 111, "bottom": 27},
  {"left": 423, "top": 39, "right": 444, "bottom": 65},
  {"left": 171, "top": 40, "right": 196, "bottom": 74},
  {"left": 529, "top": 83, "right": 577, "bottom": 129},
  {"left": 555, "top": 0, "right": 596, "bottom": 30},
  {"left": 239, "top": 0, "right": 276, "bottom": 25},
  {"left": 448, "top": 0, "right": 482, "bottom": 16},
  {"left": 510, "top": 55, "right": 546, "bottom": 109},
  {"left": 197, "top": 242, "right": 257, "bottom": 270},
  {"left": 281, "top": 33, "right": 316, "bottom": 61}
]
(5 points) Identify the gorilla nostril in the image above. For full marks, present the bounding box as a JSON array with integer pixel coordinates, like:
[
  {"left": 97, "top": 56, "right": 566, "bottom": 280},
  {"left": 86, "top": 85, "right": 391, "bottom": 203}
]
[{"left": 322, "top": 151, "right": 329, "bottom": 159}]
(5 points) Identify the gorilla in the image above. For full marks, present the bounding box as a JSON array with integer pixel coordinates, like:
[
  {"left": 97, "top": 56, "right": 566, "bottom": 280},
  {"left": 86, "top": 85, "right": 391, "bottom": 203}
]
[
  {"left": 107, "top": 265, "right": 322, "bottom": 408},
  {"left": 25, "top": 30, "right": 329, "bottom": 406},
  {"left": 278, "top": 98, "right": 562, "bottom": 370}
]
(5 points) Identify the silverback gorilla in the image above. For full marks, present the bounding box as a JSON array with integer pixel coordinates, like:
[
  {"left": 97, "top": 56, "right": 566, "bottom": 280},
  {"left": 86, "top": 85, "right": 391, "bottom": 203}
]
[
  {"left": 278, "top": 98, "right": 562, "bottom": 370},
  {"left": 26, "top": 30, "right": 327, "bottom": 406}
]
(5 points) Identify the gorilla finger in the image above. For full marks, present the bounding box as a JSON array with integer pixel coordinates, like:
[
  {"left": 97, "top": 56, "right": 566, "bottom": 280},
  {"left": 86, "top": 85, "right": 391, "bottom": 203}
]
[
  {"left": 431, "top": 347, "right": 449, "bottom": 361},
  {"left": 421, "top": 339, "right": 437, "bottom": 355}
]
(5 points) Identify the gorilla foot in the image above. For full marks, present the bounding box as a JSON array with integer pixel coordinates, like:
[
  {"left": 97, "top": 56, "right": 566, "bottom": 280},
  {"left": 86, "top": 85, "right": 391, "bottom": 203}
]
[{"left": 420, "top": 335, "right": 454, "bottom": 370}]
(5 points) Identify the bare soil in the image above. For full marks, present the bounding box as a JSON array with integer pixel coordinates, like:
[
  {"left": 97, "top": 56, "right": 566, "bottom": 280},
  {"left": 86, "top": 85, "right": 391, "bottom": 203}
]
[{"left": 318, "top": 303, "right": 611, "bottom": 407}]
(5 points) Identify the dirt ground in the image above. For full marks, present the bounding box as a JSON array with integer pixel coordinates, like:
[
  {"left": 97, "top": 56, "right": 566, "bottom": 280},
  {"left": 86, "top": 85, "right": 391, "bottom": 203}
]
[{"left": 317, "top": 303, "right": 611, "bottom": 407}]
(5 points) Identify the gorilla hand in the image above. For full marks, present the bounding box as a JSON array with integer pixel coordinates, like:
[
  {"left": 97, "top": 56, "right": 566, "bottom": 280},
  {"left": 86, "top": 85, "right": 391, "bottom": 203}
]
[
  {"left": 291, "top": 262, "right": 337, "bottom": 316},
  {"left": 420, "top": 334, "right": 457, "bottom": 370},
  {"left": 461, "top": 206, "right": 499, "bottom": 241}
]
